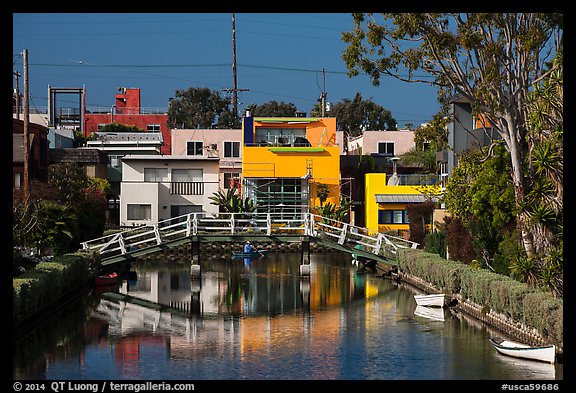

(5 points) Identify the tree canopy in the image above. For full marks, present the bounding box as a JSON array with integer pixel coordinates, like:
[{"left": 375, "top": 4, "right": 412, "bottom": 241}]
[
  {"left": 342, "top": 13, "right": 563, "bottom": 260},
  {"left": 167, "top": 87, "right": 240, "bottom": 129},
  {"left": 248, "top": 101, "right": 298, "bottom": 117},
  {"left": 310, "top": 92, "right": 397, "bottom": 135}
]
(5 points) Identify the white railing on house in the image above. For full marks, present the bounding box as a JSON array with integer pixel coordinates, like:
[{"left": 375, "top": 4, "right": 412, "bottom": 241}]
[{"left": 81, "top": 212, "right": 419, "bottom": 262}]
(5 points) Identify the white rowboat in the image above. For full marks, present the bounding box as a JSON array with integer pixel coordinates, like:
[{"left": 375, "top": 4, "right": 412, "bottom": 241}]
[
  {"left": 489, "top": 337, "right": 556, "bottom": 364},
  {"left": 414, "top": 293, "right": 446, "bottom": 308},
  {"left": 414, "top": 305, "right": 445, "bottom": 321}
]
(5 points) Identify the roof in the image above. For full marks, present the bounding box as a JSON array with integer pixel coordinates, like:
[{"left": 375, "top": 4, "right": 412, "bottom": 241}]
[
  {"left": 49, "top": 148, "right": 109, "bottom": 164},
  {"left": 375, "top": 194, "right": 435, "bottom": 204},
  {"left": 121, "top": 154, "right": 219, "bottom": 161}
]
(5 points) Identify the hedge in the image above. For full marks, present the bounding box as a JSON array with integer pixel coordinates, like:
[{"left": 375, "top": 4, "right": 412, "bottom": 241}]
[
  {"left": 13, "top": 251, "right": 99, "bottom": 327},
  {"left": 397, "top": 248, "right": 563, "bottom": 345}
]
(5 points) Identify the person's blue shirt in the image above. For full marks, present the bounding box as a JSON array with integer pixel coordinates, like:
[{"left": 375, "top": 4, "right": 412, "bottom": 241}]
[{"left": 244, "top": 243, "right": 255, "bottom": 253}]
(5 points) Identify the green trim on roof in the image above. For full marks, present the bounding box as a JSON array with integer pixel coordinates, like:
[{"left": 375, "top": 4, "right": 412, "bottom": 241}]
[
  {"left": 255, "top": 117, "right": 319, "bottom": 123},
  {"left": 268, "top": 147, "right": 324, "bottom": 153}
]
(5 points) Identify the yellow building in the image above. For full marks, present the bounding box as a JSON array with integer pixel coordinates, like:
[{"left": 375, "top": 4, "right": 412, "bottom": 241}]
[
  {"left": 365, "top": 173, "right": 440, "bottom": 235},
  {"left": 241, "top": 116, "right": 340, "bottom": 216}
]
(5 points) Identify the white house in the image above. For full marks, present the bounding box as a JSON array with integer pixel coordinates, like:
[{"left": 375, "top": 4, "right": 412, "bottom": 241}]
[
  {"left": 171, "top": 128, "right": 243, "bottom": 190},
  {"left": 120, "top": 155, "right": 220, "bottom": 226}
]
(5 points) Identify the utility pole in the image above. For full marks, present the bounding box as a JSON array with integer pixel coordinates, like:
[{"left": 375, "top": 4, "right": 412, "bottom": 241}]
[
  {"left": 232, "top": 13, "right": 238, "bottom": 116},
  {"left": 319, "top": 67, "right": 327, "bottom": 117},
  {"left": 225, "top": 13, "right": 248, "bottom": 117},
  {"left": 22, "top": 49, "right": 30, "bottom": 207},
  {"left": 13, "top": 71, "right": 21, "bottom": 119}
]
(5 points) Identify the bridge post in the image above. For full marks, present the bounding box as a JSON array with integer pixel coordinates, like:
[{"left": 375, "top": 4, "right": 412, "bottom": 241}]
[
  {"left": 190, "top": 278, "right": 201, "bottom": 316},
  {"left": 338, "top": 224, "right": 348, "bottom": 245},
  {"left": 190, "top": 236, "right": 201, "bottom": 279},
  {"left": 300, "top": 277, "right": 310, "bottom": 311},
  {"left": 299, "top": 236, "right": 310, "bottom": 277}
]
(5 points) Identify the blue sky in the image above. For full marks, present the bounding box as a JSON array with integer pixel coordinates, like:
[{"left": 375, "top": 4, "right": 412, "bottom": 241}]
[{"left": 13, "top": 13, "right": 441, "bottom": 128}]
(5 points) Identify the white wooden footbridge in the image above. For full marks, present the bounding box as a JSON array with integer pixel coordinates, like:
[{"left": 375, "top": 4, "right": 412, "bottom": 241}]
[{"left": 81, "top": 212, "right": 419, "bottom": 269}]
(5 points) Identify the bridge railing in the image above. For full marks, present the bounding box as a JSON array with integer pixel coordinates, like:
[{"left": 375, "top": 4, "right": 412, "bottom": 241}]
[
  {"left": 308, "top": 214, "right": 418, "bottom": 259},
  {"left": 81, "top": 212, "right": 418, "bottom": 260}
]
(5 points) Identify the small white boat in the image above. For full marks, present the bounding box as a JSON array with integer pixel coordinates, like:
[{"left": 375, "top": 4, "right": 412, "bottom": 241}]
[
  {"left": 489, "top": 337, "right": 556, "bottom": 364},
  {"left": 414, "top": 305, "right": 445, "bottom": 321},
  {"left": 414, "top": 293, "right": 446, "bottom": 308}
]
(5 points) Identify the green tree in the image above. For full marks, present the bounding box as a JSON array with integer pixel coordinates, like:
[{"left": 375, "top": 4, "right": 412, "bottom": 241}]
[
  {"left": 342, "top": 13, "right": 563, "bottom": 259},
  {"left": 311, "top": 92, "right": 396, "bottom": 137},
  {"left": 49, "top": 163, "right": 89, "bottom": 204},
  {"left": 167, "top": 87, "right": 240, "bottom": 129},
  {"left": 28, "top": 200, "right": 76, "bottom": 255},
  {"left": 250, "top": 101, "right": 298, "bottom": 117}
]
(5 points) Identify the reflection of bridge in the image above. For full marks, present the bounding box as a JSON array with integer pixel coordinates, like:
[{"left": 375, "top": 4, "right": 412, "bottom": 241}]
[{"left": 81, "top": 213, "right": 418, "bottom": 268}]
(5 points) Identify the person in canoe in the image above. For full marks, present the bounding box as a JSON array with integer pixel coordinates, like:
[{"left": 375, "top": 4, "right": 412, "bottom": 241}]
[{"left": 244, "top": 241, "right": 257, "bottom": 253}]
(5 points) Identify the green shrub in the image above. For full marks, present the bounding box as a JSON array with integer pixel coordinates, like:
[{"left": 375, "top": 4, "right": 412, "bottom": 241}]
[
  {"left": 13, "top": 251, "right": 96, "bottom": 327},
  {"left": 397, "top": 248, "right": 562, "bottom": 346}
]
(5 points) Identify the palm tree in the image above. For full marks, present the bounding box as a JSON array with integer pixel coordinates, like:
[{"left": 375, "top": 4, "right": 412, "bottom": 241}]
[{"left": 208, "top": 187, "right": 257, "bottom": 215}]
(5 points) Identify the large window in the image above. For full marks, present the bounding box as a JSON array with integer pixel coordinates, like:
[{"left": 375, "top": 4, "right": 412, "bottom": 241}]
[
  {"left": 127, "top": 204, "right": 151, "bottom": 220},
  {"left": 172, "top": 169, "right": 203, "bottom": 182},
  {"left": 245, "top": 178, "right": 309, "bottom": 218},
  {"left": 224, "top": 141, "right": 240, "bottom": 158},
  {"left": 186, "top": 141, "right": 203, "bottom": 156},
  {"left": 144, "top": 168, "right": 168, "bottom": 182},
  {"left": 255, "top": 127, "right": 306, "bottom": 146},
  {"left": 170, "top": 204, "right": 203, "bottom": 218},
  {"left": 377, "top": 142, "right": 395, "bottom": 156},
  {"left": 378, "top": 209, "right": 409, "bottom": 224}
]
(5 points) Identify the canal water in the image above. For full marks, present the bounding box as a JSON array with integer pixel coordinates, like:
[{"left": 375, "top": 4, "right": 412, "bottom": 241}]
[{"left": 13, "top": 250, "right": 563, "bottom": 381}]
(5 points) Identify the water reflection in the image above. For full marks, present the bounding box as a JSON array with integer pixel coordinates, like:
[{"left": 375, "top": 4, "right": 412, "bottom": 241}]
[
  {"left": 13, "top": 251, "right": 563, "bottom": 381},
  {"left": 117, "top": 252, "right": 372, "bottom": 318}
]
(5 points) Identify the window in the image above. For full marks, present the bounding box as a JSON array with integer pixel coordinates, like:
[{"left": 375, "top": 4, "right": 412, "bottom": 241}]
[
  {"left": 14, "top": 172, "right": 21, "bottom": 188},
  {"left": 147, "top": 124, "right": 161, "bottom": 132},
  {"left": 97, "top": 124, "right": 107, "bottom": 130},
  {"left": 170, "top": 204, "right": 203, "bottom": 218},
  {"left": 224, "top": 141, "right": 240, "bottom": 158},
  {"left": 127, "top": 204, "right": 151, "bottom": 220},
  {"left": 109, "top": 155, "right": 121, "bottom": 167},
  {"left": 144, "top": 168, "right": 168, "bottom": 182},
  {"left": 255, "top": 127, "right": 306, "bottom": 146},
  {"left": 378, "top": 142, "right": 395, "bottom": 156},
  {"left": 246, "top": 178, "right": 308, "bottom": 217},
  {"left": 187, "top": 141, "right": 203, "bottom": 156},
  {"left": 172, "top": 169, "right": 203, "bottom": 182},
  {"left": 378, "top": 209, "right": 409, "bottom": 224},
  {"left": 223, "top": 172, "right": 240, "bottom": 188}
]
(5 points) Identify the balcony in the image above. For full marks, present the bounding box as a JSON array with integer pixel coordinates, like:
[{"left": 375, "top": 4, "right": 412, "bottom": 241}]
[{"left": 170, "top": 182, "right": 204, "bottom": 195}]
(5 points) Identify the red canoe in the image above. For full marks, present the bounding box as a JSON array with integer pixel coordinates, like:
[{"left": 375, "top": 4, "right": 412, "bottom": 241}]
[{"left": 94, "top": 272, "right": 118, "bottom": 286}]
